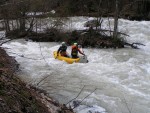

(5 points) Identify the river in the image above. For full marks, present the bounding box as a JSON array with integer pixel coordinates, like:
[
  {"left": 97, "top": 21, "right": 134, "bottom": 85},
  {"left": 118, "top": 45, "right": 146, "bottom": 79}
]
[{"left": 2, "top": 17, "right": 150, "bottom": 113}]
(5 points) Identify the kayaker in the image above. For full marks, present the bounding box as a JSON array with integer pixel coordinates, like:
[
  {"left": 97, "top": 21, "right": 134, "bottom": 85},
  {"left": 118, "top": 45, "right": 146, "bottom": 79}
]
[
  {"left": 57, "top": 42, "right": 68, "bottom": 57},
  {"left": 71, "top": 43, "right": 85, "bottom": 58}
]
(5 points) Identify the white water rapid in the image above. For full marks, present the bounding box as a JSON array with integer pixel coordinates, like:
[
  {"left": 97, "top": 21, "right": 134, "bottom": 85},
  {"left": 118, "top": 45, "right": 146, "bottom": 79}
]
[{"left": 2, "top": 17, "right": 150, "bottom": 113}]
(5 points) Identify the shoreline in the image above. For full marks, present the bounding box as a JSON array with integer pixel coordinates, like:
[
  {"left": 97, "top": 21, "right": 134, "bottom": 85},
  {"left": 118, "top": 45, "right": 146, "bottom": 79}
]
[{"left": 0, "top": 47, "right": 74, "bottom": 113}]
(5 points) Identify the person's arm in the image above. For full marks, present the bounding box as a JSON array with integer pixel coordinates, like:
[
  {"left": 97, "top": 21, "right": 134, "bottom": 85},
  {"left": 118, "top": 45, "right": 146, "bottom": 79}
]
[
  {"left": 78, "top": 48, "right": 85, "bottom": 55},
  {"left": 57, "top": 46, "right": 61, "bottom": 55}
]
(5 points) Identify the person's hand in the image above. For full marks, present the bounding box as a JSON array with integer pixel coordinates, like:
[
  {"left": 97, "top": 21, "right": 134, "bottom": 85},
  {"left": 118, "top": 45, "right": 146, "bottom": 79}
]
[{"left": 82, "top": 54, "right": 85, "bottom": 59}]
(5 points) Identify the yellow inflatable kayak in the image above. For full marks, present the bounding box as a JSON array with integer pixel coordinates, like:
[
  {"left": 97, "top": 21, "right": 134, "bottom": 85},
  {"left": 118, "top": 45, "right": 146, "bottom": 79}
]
[{"left": 53, "top": 51, "right": 80, "bottom": 64}]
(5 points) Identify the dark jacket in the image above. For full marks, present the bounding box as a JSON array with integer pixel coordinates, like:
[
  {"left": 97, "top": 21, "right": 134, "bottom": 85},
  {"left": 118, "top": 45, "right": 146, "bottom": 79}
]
[{"left": 57, "top": 45, "right": 67, "bottom": 56}]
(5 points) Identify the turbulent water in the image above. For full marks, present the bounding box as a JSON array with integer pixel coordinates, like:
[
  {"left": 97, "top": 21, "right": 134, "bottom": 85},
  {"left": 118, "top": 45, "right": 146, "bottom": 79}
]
[{"left": 2, "top": 17, "right": 150, "bottom": 113}]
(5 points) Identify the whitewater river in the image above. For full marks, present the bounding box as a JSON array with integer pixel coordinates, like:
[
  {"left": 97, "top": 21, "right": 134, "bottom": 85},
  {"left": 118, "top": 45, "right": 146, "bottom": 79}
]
[{"left": 2, "top": 17, "right": 150, "bottom": 113}]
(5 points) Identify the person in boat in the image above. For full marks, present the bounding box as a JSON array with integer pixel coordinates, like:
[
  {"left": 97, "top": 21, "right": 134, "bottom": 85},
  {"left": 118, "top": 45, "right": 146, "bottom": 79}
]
[
  {"left": 71, "top": 43, "right": 85, "bottom": 58},
  {"left": 57, "top": 42, "right": 68, "bottom": 57}
]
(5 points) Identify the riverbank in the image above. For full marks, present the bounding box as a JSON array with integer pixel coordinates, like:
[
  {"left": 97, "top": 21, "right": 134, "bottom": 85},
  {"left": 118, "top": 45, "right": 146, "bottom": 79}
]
[{"left": 0, "top": 47, "right": 74, "bottom": 113}]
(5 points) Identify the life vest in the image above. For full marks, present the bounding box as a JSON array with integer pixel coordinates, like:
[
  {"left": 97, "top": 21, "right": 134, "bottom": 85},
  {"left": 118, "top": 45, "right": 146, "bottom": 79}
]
[{"left": 71, "top": 46, "right": 78, "bottom": 56}]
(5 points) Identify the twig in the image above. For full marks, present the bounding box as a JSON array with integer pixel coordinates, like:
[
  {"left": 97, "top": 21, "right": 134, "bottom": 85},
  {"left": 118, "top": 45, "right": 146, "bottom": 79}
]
[
  {"left": 39, "top": 42, "right": 49, "bottom": 65},
  {"left": 98, "top": 29, "right": 129, "bottom": 37},
  {"left": 36, "top": 74, "right": 51, "bottom": 86},
  {"left": 124, "top": 42, "right": 145, "bottom": 49},
  {"left": 66, "top": 85, "right": 85, "bottom": 105},
  {"left": 132, "top": 43, "right": 145, "bottom": 46},
  {"left": 122, "top": 94, "right": 132, "bottom": 113},
  {"left": 26, "top": 12, "right": 36, "bottom": 33},
  {"left": 77, "top": 29, "right": 129, "bottom": 37},
  {"left": 32, "top": 41, "right": 66, "bottom": 88},
  {"left": 72, "top": 88, "right": 97, "bottom": 109}
]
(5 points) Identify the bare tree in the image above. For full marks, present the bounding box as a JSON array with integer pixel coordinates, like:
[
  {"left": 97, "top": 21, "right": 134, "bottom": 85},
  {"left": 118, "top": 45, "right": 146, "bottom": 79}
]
[{"left": 113, "top": 0, "right": 119, "bottom": 38}]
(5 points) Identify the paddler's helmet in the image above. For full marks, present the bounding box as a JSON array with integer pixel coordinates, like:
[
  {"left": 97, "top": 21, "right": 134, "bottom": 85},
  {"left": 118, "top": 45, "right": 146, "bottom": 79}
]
[
  {"left": 74, "top": 43, "right": 77, "bottom": 46},
  {"left": 62, "top": 42, "right": 66, "bottom": 46}
]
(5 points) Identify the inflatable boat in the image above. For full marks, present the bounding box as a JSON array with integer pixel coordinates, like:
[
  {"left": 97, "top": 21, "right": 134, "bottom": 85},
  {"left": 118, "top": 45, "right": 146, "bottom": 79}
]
[{"left": 53, "top": 51, "right": 88, "bottom": 64}]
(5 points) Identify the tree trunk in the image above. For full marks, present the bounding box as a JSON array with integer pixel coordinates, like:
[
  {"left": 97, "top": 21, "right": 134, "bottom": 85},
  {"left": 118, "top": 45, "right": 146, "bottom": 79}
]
[
  {"left": 113, "top": 0, "right": 119, "bottom": 38},
  {"left": 19, "top": 12, "right": 26, "bottom": 32},
  {"left": 4, "top": 19, "right": 10, "bottom": 33},
  {"left": 16, "top": 19, "right": 20, "bottom": 29}
]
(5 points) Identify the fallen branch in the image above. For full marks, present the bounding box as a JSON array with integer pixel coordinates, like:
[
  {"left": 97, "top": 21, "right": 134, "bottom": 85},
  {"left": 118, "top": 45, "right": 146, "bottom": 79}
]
[
  {"left": 124, "top": 42, "right": 145, "bottom": 49},
  {"left": 98, "top": 29, "right": 129, "bottom": 37},
  {"left": 77, "top": 29, "right": 129, "bottom": 37}
]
